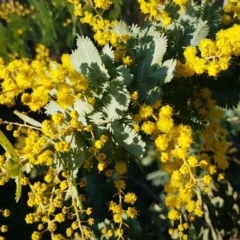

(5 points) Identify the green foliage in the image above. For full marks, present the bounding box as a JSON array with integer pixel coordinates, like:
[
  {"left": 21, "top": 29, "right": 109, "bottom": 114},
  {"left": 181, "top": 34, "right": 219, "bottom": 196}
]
[{"left": 1, "top": 0, "right": 240, "bottom": 240}]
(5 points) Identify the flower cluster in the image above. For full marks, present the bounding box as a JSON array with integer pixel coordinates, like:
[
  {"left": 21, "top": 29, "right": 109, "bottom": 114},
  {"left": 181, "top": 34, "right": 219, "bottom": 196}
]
[
  {"left": 223, "top": 0, "right": 240, "bottom": 24},
  {"left": 0, "top": 1, "right": 34, "bottom": 22},
  {"left": 179, "top": 24, "right": 240, "bottom": 77},
  {"left": 137, "top": 0, "right": 187, "bottom": 25},
  {"left": 131, "top": 93, "right": 228, "bottom": 238},
  {"left": 0, "top": 53, "right": 88, "bottom": 109}
]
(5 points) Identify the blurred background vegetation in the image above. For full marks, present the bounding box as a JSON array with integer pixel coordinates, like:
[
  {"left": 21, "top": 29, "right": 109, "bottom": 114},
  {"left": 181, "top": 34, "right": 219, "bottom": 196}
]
[{"left": 1, "top": 0, "right": 240, "bottom": 240}]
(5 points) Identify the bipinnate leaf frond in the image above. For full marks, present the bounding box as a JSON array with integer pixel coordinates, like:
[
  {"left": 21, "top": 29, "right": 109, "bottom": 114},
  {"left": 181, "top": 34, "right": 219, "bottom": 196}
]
[
  {"left": 71, "top": 35, "right": 107, "bottom": 75},
  {"left": 151, "top": 34, "right": 168, "bottom": 66},
  {"left": 191, "top": 20, "right": 209, "bottom": 46},
  {"left": 110, "top": 121, "right": 146, "bottom": 159},
  {"left": 162, "top": 59, "right": 177, "bottom": 83}
]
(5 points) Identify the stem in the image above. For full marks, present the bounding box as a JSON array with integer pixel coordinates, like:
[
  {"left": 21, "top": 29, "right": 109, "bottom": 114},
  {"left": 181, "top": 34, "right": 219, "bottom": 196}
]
[{"left": 59, "top": 155, "right": 85, "bottom": 239}]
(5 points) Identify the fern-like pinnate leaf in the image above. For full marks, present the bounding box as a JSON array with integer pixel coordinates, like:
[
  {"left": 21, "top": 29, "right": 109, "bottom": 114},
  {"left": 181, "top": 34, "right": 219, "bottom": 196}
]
[
  {"left": 111, "top": 20, "right": 130, "bottom": 36},
  {"left": 162, "top": 59, "right": 177, "bottom": 83},
  {"left": 44, "top": 101, "right": 66, "bottom": 116},
  {"left": 190, "top": 20, "right": 209, "bottom": 46},
  {"left": 73, "top": 99, "right": 94, "bottom": 116},
  {"left": 102, "top": 44, "right": 115, "bottom": 60},
  {"left": 201, "top": 3, "right": 221, "bottom": 38},
  {"left": 109, "top": 121, "right": 146, "bottom": 159},
  {"left": 102, "top": 84, "right": 130, "bottom": 121},
  {"left": 116, "top": 65, "right": 133, "bottom": 86},
  {"left": 71, "top": 35, "right": 108, "bottom": 77},
  {"left": 151, "top": 34, "right": 168, "bottom": 65}
]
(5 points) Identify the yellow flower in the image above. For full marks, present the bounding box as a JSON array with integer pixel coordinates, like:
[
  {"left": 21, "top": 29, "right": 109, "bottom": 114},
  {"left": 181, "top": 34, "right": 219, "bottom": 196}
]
[
  {"left": 168, "top": 209, "right": 180, "bottom": 221},
  {"left": 126, "top": 207, "right": 138, "bottom": 218},
  {"left": 159, "top": 105, "right": 173, "bottom": 118},
  {"left": 155, "top": 134, "right": 169, "bottom": 151},
  {"left": 185, "top": 200, "right": 196, "bottom": 213},
  {"left": 173, "top": 0, "right": 187, "bottom": 5},
  {"left": 187, "top": 156, "right": 198, "bottom": 167},
  {"left": 157, "top": 117, "right": 174, "bottom": 133},
  {"left": 93, "top": 0, "right": 112, "bottom": 9},
  {"left": 160, "top": 151, "right": 170, "bottom": 162},
  {"left": 86, "top": 208, "right": 92, "bottom": 215},
  {"left": 184, "top": 46, "right": 197, "bottom": 61},
  {"left": 115, "top": 161, "right": 127, "bottom": 175},
  {"left": 165, "top": 195, "right": 178, "bottom": 208},
  {"left": 124, "top": 192, "right": 137, "bottom": 205},
  {"left": 139, "top": 104, "right": 153, "bottom": 119},
  {"left": 116, "top": 228, "right": 124, "bottom": 237},
  {"left": 2, "top": 209, "right": 10, "bottom": 217},
  {"left": 141, "top": 121, "right": 155, "bottom": 135},
  {"left": 123, "top": 56, "right": 132, "bottom": 66},
  {"left": 55, "top": 141, "right": 70, "bottom": 152},
  {"left": 113, "top": 213, "right": 122, "bottom": 223},
  {"left": 114, "top": 179, "right": 126, "bottom": 190},
  {"left": 131, "top": 91, "right": 138, "bottom": 102},
  {"left": 88, "top": 218, "right": 95, "bottom": 225},
  {"left": 55, "top": 213, "right": 65, "bottom": 223},
  {"left": 0, "top": 225, "right": 8, "bottom": 233},
  {"left": 98, "top": 162, "right": 106, "bottom": 172},
  {"left": 95, "top": 140, "right": 104, "bottom": 149},
  {"left": 203, "top": 174, "right": 212, "bottom": 185},
  {"left": 199, "top": 38, "right": 217, "bottom": 58},
  {"left": 218, "top": 173, "right": 225, "bottom": 181}
]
